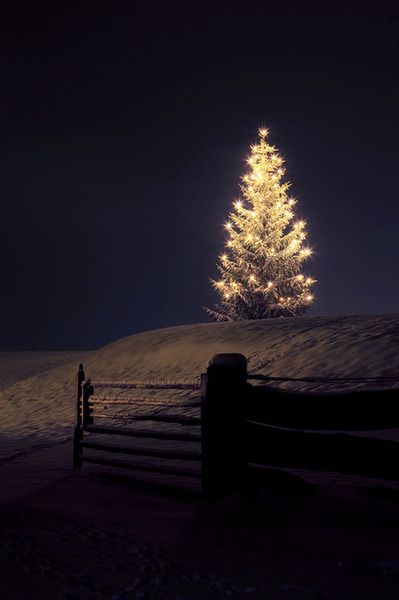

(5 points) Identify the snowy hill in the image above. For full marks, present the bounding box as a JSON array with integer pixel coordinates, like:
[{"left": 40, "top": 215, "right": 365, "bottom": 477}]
[
  {"left": 2, "top": 314, "right": 399, "bottom": 600},
  {"left": 2, "top": 314, "right": 399, "bottom": 460}
]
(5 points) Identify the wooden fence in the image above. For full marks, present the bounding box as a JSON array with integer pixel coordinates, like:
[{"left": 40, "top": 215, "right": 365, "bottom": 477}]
[{"left": 73, "top": 355, "right": 399, "bottom": 499}]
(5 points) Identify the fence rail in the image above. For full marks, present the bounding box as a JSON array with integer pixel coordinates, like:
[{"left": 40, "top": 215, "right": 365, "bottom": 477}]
[
  {"left": 248, "top": 373, "right": 399, "bottom": 384},
  {"left": 89, "top": 397, "right": 199, "bottom": 408},
  {"left": 246, "top": 420, "right": 399, "bottom": 482},
  {"left": 247, "top": 384, "right": 399, "bottom": 431},
  {"left": 85, "top": 424, "right": 201, "bottom": 442},
  {"left": 91, "top": 380, "right": 201, "bottom": 390},
  {"left": 91, "top": 413, "right": 201, "bottom": 426},
  {"left": 81, "top": 441, "right": 201, "bottom": 461}
]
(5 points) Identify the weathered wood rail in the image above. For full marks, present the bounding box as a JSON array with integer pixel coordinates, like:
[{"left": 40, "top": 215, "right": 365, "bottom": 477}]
[{"left": 73, "top": 356, "right": 399, "bottom": 499}]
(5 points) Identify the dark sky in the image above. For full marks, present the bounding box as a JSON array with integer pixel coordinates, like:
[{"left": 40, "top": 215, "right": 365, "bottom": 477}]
[{"left": 1, "top": 1, "right": 398, "bottom": 350}]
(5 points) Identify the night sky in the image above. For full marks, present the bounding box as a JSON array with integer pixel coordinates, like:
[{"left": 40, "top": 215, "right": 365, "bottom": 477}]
[{"left": 1, "top": 1, "right": 398, "bottom": 350}]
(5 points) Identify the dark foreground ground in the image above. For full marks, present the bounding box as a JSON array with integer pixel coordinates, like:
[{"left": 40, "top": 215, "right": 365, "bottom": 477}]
[
  {"left": 1, "top": 442, "right": 399, "bottom": 600},
  {"left": 1, "top": 337, "right": 399, "bottom": 599}
]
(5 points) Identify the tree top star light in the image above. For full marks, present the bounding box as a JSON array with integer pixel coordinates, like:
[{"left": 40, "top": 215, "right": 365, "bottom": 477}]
[{"left": 206, "top": 127, "right": 316, "bottom": 321}]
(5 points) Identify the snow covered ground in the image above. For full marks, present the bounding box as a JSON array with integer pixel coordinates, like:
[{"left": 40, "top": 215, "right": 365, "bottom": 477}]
[
  {"left": 2, "top": 314, "right": 399, "bottom": 461},
  {"left": 0, "top": 351, "right": 89, "bottom": 392},
  {"left": 2, "top": 315, "right": 399, "bottom": 599}
]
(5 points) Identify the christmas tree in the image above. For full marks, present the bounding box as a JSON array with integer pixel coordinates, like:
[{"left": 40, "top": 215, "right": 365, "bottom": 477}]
[{"left": 207, "top": 128, "right": 315, "bottom": 321}]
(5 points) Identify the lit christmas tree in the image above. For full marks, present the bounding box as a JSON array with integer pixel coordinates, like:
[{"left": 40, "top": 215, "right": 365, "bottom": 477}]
[{"left": 207, "top": 128, "right": 315, "bottom": 321}]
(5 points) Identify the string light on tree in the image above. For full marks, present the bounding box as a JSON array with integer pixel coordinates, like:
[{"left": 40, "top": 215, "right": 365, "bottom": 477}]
[{"left": 206, "top": 127, "right": 316, "bottom": 321}]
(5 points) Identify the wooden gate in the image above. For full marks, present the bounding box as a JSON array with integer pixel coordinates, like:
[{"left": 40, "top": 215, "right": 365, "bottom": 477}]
[{"left": 73, "top": 364, "right": 202, "bottom": 489}]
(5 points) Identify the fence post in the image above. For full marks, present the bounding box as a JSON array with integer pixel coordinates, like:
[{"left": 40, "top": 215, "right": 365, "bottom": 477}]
[
  {"left": 201, "top": 353, "right": 248, "bottom": 500},
  {"left": 73, "top": 363, "right": 85, "bottom": 469}
]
